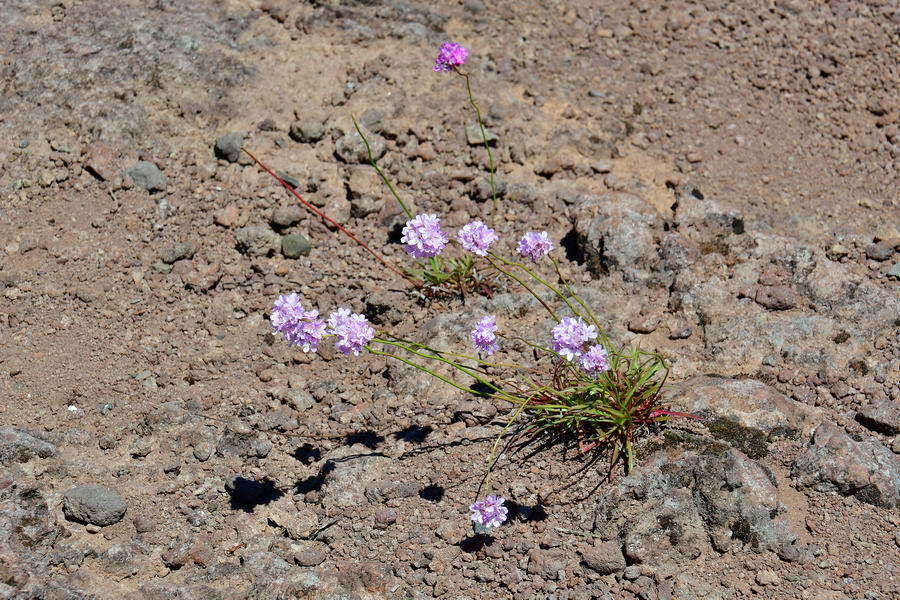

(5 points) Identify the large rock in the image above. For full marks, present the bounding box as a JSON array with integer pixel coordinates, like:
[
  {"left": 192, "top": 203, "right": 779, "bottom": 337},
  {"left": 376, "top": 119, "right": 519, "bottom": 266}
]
[
  {"left": 0, "top": 470, "right": 74, "bottom": 596},
  {"left": 0, "top": 427, "right": 56, "bottom": 464},
  {"left": 571, "top": 192, "right": 663, "bottom": 284},
  {"left": 855, "top": 398, "right": 900, "bottom": 436},
  {"left": 667, "top": 376, "right": 822, "bottom": 440},
  {"left": 596, "top": 448, "right": 807, "bottom": 564},
  {"left": 1, "top": 470, "right": 63, "bottom": 551},
  {"left": 702, "top": 311, "right": 843, "bottom": 376},
  {"left": 792, "top": 422, "right": 900, "bottom": 508},
  {"left": 62, "top": 485, "right": 127, "bottom": 526}
]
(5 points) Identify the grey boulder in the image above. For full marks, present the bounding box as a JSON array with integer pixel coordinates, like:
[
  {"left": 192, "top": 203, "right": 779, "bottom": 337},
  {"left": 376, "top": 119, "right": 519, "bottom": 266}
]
[{"left": 63, "top": 485, "right": 127, "bottom": 526}]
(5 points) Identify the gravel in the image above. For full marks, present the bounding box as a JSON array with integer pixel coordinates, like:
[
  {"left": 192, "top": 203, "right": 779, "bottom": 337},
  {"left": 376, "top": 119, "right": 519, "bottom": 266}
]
[{"left": 2, "top": 0, "right": 898, "bottom": 597}]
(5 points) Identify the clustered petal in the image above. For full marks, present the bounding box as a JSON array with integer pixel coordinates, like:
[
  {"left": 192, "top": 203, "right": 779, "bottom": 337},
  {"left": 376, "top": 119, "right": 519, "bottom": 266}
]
[
  {"left": 401, "top": 213, "right": 449, "bottom": 258},
  {"left": 470, "top": 315, "right": 499, "bottom": 355},
  {"left": 457, "top": 221, "right": 498, "bottom": 257},
  {"left": 270, "top": 293, "right": 326, "bottom": 352},
  {"left": 517, "top": 231, "right": 553, "bottom": 262},
  {"left": 579, "top": 344, "right": 610, "bottom": 374},
  {"left": 469, "top": 495, "right": 508, "bottom": 529},
  {"left": 433, "top": 42, "right": 468, "bottom": 73},
  {"left": 327, "top": 308, "right": 375, "bottom": 356},
  {"left": 551, "top": 317, "right": 598, "bottom": 361}
]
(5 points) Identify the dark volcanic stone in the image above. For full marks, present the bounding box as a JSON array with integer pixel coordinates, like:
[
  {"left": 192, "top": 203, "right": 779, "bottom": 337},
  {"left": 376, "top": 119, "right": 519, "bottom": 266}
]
[
  {"left": 792, "top": 422, "right": 900, "bottom": 508},
  {"left": 754, "top": 285, "right": 799, "bottom": 310},
  {"left": 856, "top": 399, "right": 900, "bottom": 436},
  {"left": 63, "top": 485, "right": 127, "bottom": 526},
  {"left": 281, "top": 233, "right": 312, "bottom": 258},
  {"left": 215, "top": 131, "right": 244, "bottom": 163},
  {"left": 125, "top": 161, "right": 167, "bottom": 192}
]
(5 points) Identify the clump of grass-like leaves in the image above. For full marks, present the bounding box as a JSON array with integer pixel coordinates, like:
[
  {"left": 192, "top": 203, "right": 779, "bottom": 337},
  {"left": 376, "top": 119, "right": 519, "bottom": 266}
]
[{"left": 521, "top": 347, "right": 672, "bottom": 474}]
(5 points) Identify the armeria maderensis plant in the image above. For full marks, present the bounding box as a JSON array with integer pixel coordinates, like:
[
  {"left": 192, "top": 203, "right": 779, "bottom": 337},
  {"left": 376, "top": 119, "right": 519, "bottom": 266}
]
[
  {"left": 270, "top": 221, "right": 689, "bottom": 532},
  {"left": 265, "top": 42, "right": 691, "bottom": 531}
]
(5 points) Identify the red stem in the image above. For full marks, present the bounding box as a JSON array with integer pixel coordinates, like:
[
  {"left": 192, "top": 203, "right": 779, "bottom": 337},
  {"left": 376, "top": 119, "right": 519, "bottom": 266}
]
[
  {"left": 241, "top": 147, "right": 419, "bottom": 287},
  {"left": 647, "top": 409, "right": 702, "bottom": 420}
]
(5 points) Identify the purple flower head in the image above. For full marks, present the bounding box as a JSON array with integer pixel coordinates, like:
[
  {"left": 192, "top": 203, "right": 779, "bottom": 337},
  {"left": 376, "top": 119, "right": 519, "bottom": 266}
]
[
  {"left": 579, "top": 344, "right": 610, "bottom": 374},
  {"left": 470, "top": 315, "right": 499, "bottom": 355},
  {"left": 401, "top": 213, "right": 449, "bottom": 258},
  {"left": 271, "top": 293, "right": 326, "bottom": 352},
  {"left": 469, "top": 494, "right": 507, "bottom": 529},
  {"left": 433, "top": 42, "right": 468, "bottom": 73},
  {"left": 327, "top": 308, "right": 375, "bottom": 356},
  {"left": 551, "top": 316, "right": 598, "bottom": 361},
  {"left": 457, "top": 221, "right": 498, "bottom": 257},
  {"left": 517, "top": 231, "right": 554, "bottom": 262}
]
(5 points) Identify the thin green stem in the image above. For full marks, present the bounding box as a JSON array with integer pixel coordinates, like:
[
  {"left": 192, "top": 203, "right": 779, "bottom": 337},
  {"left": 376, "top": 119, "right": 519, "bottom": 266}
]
[
  {"left": 477, "top": 392, "right": 537, "bottom": 498},
  {"left": 492, "top": 252, "right": 583, "bottom": 320},
  {"left": 381, "top": 333, "right": 525, "bottom": 370},
  {"left": 457, "top": 70, "right": 497, "bottom": 222},
  {"left": 499, "top": 334, "right": 556, "bottom": 359},
  {"left": 353, "top": 116, "right": 413, "bottom": 219},
  {"left": 625, "top": 437, "right": 634, "bottom": 474},
  {"left": 368, "top": 348, "right": 477, "bottom": 397},
  {"left": 374, "top": 338, "right": 517, "bottom": 402},
  {"left": 485, "top": 256, "right": 558, "bottom": 320}
]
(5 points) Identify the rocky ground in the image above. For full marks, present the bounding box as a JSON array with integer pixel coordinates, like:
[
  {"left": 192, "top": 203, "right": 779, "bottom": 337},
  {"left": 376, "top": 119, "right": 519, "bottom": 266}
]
[{"left": 1, "top": 1, "right": 898, "bottom": 599}]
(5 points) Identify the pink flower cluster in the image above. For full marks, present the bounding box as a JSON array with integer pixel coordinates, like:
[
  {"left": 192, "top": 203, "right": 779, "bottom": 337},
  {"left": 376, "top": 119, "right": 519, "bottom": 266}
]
[
  {"left": 551, "top": 317, "right": 598, "bottom": 361},
  {"left": 470, "top": 315, "right": 499, "bottom": 355},
  {"left": 271, "top": 295, "right": 374, "bottom": 356},
  {"left": 470, "top": 494, "right": 507, "bottom": 529},
  {"left": 401, "top": 213, "right": 555, "bottom": 264},
  {"left": 433, "top": 42, "right": 468, "bottom": 73}
]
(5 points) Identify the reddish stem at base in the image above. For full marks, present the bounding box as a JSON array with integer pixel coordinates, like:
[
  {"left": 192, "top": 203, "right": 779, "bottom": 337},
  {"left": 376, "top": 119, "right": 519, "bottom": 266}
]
[
  {"left": 647, "top": 409, "right": 702, "bottom": 420},
  {"left": 242, "top": 147, "right": 418, "bottom": 286}
]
